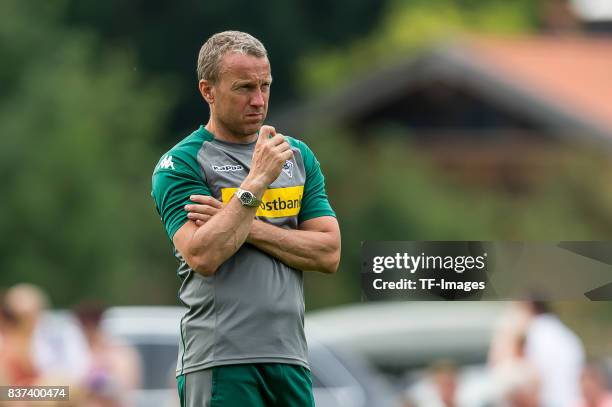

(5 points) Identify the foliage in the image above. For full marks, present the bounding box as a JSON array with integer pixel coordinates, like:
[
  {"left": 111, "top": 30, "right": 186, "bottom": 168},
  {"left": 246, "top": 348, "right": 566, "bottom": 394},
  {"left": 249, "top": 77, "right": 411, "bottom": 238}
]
[
  {"left": 298, "top": 0, "right": 540, "bottom": 96},
  {"left": 302, "top": 130, "right": 612, "bottom": 308},
  {"left": 60, "top": 0, "right": 387, "bottom": 139},
  {"left": 3, "top": 0, "right": 611, "bottom": 339},
  {"left": 0, "top": 1, "right": 178, "bottom": 306}
]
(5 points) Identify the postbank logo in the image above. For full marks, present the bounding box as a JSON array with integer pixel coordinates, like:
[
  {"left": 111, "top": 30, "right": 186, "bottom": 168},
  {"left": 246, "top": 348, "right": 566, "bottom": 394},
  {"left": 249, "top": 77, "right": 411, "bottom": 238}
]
[{"left": 221, "top": 186, "right": 303, "bottom": 218}]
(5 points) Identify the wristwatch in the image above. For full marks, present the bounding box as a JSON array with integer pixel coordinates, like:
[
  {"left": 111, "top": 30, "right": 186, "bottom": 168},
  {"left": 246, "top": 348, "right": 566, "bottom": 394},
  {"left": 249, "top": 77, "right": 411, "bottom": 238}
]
[{"left": 235, "top": 188, "right": 262, "bottom": 208}]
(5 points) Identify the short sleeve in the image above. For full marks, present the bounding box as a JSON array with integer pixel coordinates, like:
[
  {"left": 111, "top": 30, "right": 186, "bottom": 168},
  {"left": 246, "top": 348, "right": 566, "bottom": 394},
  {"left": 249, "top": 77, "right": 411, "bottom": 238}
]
[
  {"left": 293, "top": 140, "right": 336, "bottom": 223},
  {"left": 151, "top": 152, "right": 211, "bottom": 241}
]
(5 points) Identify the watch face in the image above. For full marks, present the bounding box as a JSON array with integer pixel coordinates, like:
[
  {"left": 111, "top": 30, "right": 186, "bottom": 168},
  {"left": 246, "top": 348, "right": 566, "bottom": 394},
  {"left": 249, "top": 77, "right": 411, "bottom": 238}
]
[
  {"left": 236, "top": 189, "right": 259, "bottom": 207},
  {"left": 241, "top": 192, "right": 254, "bottom": 205}
]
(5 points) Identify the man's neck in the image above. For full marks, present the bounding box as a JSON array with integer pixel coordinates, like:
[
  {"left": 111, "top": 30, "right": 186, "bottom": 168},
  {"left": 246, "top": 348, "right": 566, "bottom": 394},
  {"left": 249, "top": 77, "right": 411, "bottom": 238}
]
[{"left": 205, "top": 120, "right": 257, "bottom": 144}]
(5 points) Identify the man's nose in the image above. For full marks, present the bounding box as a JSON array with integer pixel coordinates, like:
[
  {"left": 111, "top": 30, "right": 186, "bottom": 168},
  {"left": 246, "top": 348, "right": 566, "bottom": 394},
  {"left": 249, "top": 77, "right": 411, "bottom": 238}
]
[{"left": 250, "top": 89, "right": 265, "bottom": 107}]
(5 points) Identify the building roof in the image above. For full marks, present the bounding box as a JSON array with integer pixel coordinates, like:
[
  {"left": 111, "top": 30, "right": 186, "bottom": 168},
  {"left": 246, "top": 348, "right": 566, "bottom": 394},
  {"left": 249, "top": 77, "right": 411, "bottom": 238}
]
[
  {"left": 274, "top": 35, "right": 612, "bottom": 143},
  {"left": 470, "top": 36, "right": 612, "bottom": 132}
]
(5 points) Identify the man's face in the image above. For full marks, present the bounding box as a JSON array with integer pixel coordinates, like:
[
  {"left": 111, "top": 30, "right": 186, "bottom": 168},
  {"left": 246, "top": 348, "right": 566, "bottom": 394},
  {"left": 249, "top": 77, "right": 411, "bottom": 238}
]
[{"left": 206, "top": 52, "right": 271, "bottom": 139}]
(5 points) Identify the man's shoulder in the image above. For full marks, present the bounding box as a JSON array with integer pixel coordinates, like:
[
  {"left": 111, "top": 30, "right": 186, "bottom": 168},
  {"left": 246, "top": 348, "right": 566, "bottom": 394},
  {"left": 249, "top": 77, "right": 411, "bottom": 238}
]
[
  {"left": 153, "top": 126, "right": 213, "bottom": 174},
  {"left": 285, "top": 135, "right": 305, "bottom": 149},
  {"left": 286, "top": 135, "right": 322, "bottom": 170},
  {"left": 285, "top": 135, "right": 315, "bottom": 158},
  {"left": 164, "top": 126, "right": 213, "bottom": 160}
]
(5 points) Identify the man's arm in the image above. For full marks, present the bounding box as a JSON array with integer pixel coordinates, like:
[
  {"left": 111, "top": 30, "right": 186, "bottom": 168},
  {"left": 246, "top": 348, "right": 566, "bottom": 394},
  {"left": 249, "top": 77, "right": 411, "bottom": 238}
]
[
  {"left": 247, "top": 216, "right": 341, "bottom": 274},
  {"left": 173, "top": 126, "right": 292, "bottom": 276},
  {"left": 187, "top": 196, "right": 341, "bottom": 273},
  {"left": 173, "top": 192, "right": 261, "bottom": 276}
]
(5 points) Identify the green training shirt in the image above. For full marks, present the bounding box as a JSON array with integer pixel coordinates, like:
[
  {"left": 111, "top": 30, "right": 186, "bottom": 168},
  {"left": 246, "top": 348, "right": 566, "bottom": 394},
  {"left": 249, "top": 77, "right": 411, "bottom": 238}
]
[{"left": 151, "top": 126, "right": 335, "bottom": 375}]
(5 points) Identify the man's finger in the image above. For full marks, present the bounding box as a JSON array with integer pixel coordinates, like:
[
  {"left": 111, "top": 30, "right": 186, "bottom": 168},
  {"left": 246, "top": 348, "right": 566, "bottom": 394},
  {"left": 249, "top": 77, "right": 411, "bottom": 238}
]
[
  {"left": 187, "top": 212, "right": 212, "bottom": 222},
  {"left": 273, "top": 141, "right": 291, "bottom": 153},
  {"left": 280, "top": 149, "right": 294, "bottom": 161},
  {"left": 190, "top": 195, "right": 223, "bottom": 208},
  {"left": 186, "top": 205, "right": 218, "bottom": 216},
  {"left": 189, "top": 194, "right": 210, "bottom": 203},
  {"left": 267, "top": 134, "right": 286, "bottom": 147},
  {"left": 258, "top": 125, "right": 276, "bottom": 140}
]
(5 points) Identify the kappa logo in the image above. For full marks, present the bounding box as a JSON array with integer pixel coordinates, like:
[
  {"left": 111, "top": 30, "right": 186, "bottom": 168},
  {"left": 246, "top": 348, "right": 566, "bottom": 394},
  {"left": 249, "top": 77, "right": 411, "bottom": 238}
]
[
  {"left": 159, "top": 155, "right": 175, "bottom": 170},
  {"left": 282, "top": 160, "right": 294, "bottom": 178},
  {"left": 212, "top": 164, "right": 244, "bottom": 172}
]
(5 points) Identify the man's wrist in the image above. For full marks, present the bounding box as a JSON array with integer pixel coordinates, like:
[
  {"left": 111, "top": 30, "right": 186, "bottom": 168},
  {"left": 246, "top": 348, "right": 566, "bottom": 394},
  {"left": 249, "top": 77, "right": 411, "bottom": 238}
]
[
  {"left": 240, "top": 175, "right": 267, "bottom": 198},
  {"left": 234, "top": 188, "right": 261, "bottom": 208}
]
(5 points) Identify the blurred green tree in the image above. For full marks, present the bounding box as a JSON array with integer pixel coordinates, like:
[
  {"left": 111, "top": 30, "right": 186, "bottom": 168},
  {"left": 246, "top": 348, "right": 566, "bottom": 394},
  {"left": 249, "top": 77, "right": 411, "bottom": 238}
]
[
  {"left": 302, "top": 130, "right": 612, "bottom": 308},
  {"left": 0, "top": 1, "right": 179, "bottom": 306},
  {"left": 3, "top": 0, "right": 611, "bottom": 329},
  {"left": 298, "top": 0, "right": 540, "bottom": 96},
  {"left": 60, "top": 0, "right": 387, "bottom": 139}
]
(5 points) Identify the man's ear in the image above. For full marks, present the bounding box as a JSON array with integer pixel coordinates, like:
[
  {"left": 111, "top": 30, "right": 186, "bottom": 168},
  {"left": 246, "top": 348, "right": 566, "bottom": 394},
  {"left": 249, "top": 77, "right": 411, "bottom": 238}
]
[{"left": 199, "top": 79, "right": 215, "bottom": 104}]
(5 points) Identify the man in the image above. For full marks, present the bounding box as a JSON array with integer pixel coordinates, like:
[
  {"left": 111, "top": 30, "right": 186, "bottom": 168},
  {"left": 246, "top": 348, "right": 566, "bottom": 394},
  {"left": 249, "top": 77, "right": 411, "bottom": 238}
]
[
  {"left": 523, "top": 301, "right": 585, "bottom": 407},
  {"left": 575, "top": 361, "right": 612, "bottom": 407},
  {"left": 74, "top": 301, "right": 142, "bottom": 406},
  {"left": 151, "top": 31, "right": 341, "bottom": 407},
  {"left": 0, "top": 284, "right": 90, "bottom": 386}
]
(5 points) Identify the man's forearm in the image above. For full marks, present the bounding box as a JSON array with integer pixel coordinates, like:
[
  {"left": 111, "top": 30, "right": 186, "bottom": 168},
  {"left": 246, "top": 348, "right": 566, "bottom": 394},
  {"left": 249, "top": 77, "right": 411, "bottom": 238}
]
[
  {"left": 182, "top": 177, "right": 267, "bottom": 275},
  {"left": 246, "top": 219, "right": 340, "bottom": 273},
  {"left": 186, "top": 198, "right": 256, "bottom": 273}
]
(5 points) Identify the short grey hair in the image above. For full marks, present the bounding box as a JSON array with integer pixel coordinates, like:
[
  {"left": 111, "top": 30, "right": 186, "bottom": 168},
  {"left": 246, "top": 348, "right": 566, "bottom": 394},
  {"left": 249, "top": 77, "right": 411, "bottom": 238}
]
[{"left": 197, "top": 31, "right": 268, "bottom": 83}]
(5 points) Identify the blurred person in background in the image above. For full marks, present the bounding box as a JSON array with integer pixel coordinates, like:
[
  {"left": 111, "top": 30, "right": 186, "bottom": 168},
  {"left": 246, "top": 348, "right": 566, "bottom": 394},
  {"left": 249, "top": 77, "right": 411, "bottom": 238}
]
[
  {"left": 0, "top": 285, "right": 42, "bottom": 385},
  {"left": 406, "top": 360, "right": 462, "bottom": 407},
  {"left": 492, "top": 348, "right": 540, "bottom": 407},
  {"left": 75, "top": 301, "right": 142, "bottom": 407},
  {"left": 575, "top": 361, "right": 612, "bottom": 407},
  {"left": 431, "top": 361, "right": 460, "bottom": 407},
  {"left": 488, "top": 302, "right": 531, "bottom": 367},
  {"left": 3, "top": 283, "right": 90, "bottom": 385},
  {"left": 489, "top": 304, "right": 541, "bottom": 407},
  {"left": 523, "top": 300, "right": 585, "bottom": 407},
  {"left": 499, "top": 365, "right": 540, "bottom": 407},
  {"left": 0, "top": 292, "right": 7, "bottom": 384},
  {"left": 0, "top": 291, "right": 8, "bottom": 379}
]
